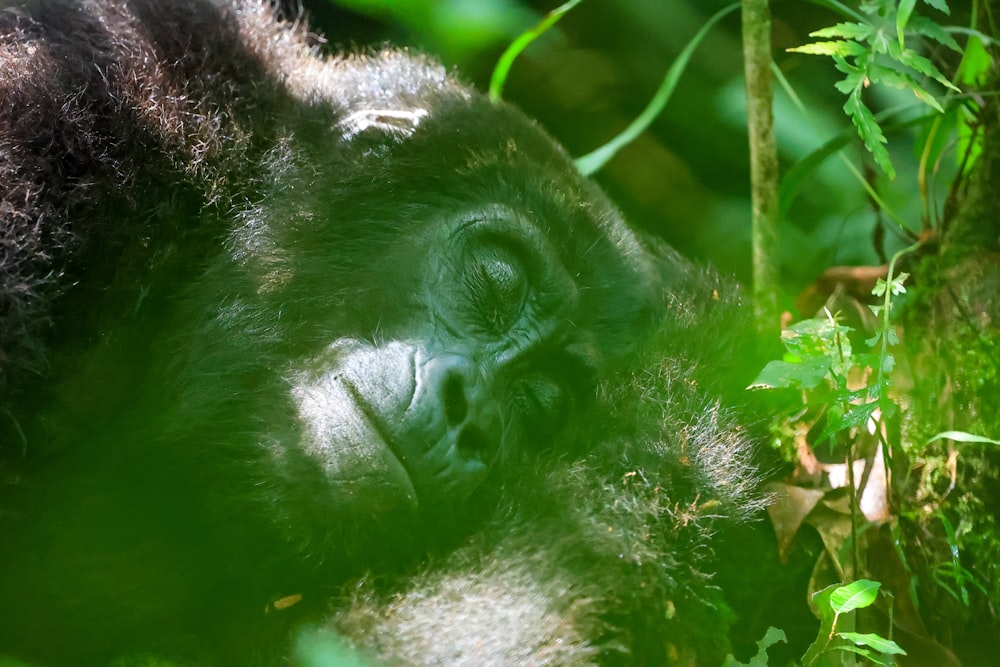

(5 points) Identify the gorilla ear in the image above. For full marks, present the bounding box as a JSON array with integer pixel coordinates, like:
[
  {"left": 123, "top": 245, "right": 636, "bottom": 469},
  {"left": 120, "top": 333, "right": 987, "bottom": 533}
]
[{"left": 338, "top": 108, "right": 428, "bottom": 141}]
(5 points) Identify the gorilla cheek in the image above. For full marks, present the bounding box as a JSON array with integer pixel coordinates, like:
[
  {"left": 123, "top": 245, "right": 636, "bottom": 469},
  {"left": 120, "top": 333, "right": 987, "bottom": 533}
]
[{"left": 291, "top": 339, "right": 501, "bottom": 511}]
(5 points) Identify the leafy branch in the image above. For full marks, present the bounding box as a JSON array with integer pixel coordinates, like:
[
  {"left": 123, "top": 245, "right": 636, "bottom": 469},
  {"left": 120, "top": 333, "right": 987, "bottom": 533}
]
[{"left": 790, "top": 0, "right": 961, "bottom": 178}]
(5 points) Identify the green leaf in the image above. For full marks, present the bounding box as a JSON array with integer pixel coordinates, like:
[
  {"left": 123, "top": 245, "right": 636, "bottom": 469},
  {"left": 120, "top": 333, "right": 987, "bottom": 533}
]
[
  {"left": 844, "top": 92, "right": 895, "bottom": 178},
  {"left": 832, "top": 53, "right": 865, "bottom": 76},
  {"left": 811, "top": 22, "right": 873, "bottom": 41},
  {"left": 778, "top": 316, "right": 854, "bottom": 377},
  {"left": 891, "top": 272, "right": 909, "bottom": 294},
  {"left": 802, "top": 585, "right": 839, "bottom": 666},
  {"left": 927, "top": 431, "right": 1000, "bottom": 446},
  {"left": 818, "top": 401, "right": 879, "bottom": 442},
  {"left": 573, "top": 2, "right": 738, "bottom": 174},
  {"left": 958, "top": 33, "right": 991, "bottom": 86},
  {"left": 758, "top": 626, "right": 787, "bottom": 651},
  {"left": 295, "top": 627, "right": 376, "bottom": 667},
  {"left": 907, "top": 15, "right": 961, "bottom": 52},
  {"left": 897, "top": 48, "right": 961, "bottom": 91},
  {"left": 722, "top": 626, "right": 788, "bottom": 666},
  {"left": 868, "top": 63, "right": 944, "bottom": 113},
  {"left": 748, "top": 358, "right": 831, "bottom": 391},
  {"left": 882, "top": 353, "right": 896, "bottom": 373},
  {"left": 837, "top": 631, "right": 907, "bottom": 655},
  {"left": 922, "top": 0, "right": 950, "bottom": 14},
  {"left": 834, "top": 71, "right": 864, "bottom": 95},
  {"left": 832, "top": 644, "right": 889, "bottom": 664},
  {"left": 489, "top": 0, "right": 584, "bottom": 102},
  {"left": 869, "top": 25, "right": 892, "bottom": 54},
  {"left": 897, "top": 0, "right": 917, "bottom": 47},
  {"left": 830, "top": 579, "right": 881, "bottom": 614},
  {"left": 789, "top": 40, "right": 867, "bottom": 57}
]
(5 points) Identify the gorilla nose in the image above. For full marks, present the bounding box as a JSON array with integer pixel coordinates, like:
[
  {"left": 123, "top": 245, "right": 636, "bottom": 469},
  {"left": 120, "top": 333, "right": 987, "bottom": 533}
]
[
  {"left": 422, "top": 354, "right": 498, "bottom": 436},
  {"left": 401, "top": 352, "right": 501, "bottom": 502},
  {"left": 442, "top": 368, "right": 469, "bottom": 427}
]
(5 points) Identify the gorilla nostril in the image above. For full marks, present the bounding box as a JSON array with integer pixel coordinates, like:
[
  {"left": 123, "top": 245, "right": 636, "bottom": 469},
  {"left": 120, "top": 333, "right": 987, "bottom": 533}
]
[
  {"left": 443, "top": 372, "right": 468, "bottom": 427},
  {"left": 456, "top": 426, "right": 493, "bottom": 462}
]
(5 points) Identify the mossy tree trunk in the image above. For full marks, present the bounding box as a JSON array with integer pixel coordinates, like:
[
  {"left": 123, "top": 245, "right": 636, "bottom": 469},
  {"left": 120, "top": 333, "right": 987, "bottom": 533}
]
[{"left": 900, "top": 76, "right": 1000, "bottom": 655}]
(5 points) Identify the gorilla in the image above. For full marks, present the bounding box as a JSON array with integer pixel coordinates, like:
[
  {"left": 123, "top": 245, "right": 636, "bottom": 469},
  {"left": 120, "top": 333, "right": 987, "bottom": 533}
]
[{"left": 0, "top": 1, "right": 761, "bottom": 665}]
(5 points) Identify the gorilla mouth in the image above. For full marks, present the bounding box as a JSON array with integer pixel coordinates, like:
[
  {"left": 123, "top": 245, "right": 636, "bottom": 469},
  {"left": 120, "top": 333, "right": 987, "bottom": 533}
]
[
  {"left": 351, "top": 380, "right": 496, "bottom": 506},
  {"left": 292, "top": 338, "right": 499, "bottom": 509},
  {"left": 291, "top": 371, "right": 420, "bottom": 511}
]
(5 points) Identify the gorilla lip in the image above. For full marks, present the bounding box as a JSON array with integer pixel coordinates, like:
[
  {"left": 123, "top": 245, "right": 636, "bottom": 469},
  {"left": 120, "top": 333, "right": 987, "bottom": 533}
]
[{"left": 291, "top": 354, "right": 419, "bottom": 510}]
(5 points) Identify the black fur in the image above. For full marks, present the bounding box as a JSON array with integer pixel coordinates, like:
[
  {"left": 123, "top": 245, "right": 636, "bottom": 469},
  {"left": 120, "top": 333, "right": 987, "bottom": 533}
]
[{"left": 0, "top": 1, "right": 761, "bottom": 665}]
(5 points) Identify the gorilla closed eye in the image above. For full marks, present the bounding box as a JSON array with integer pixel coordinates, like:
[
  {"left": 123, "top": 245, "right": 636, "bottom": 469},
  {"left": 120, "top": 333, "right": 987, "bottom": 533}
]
[
  {"left": 518, "top": 374, "right": 568, "bottom": 435},
  {"left": 463, "top": 241, "right": 528, "bottom": 336}
]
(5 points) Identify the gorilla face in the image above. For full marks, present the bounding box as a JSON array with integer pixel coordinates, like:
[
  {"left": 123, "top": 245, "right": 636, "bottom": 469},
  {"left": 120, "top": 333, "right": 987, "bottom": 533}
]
[
  {"left": 207, "top": 91, "right": 661, "bottom": 531},
  {"left": 289, "top": 210, "right": 586, "bottom": 511}
]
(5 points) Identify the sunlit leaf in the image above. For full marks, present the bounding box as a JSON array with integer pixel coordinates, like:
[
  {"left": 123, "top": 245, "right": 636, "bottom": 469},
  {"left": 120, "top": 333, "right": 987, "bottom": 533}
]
[
  {"left": 830, "top": 579, "right": 881, "bottom": 615},
  {"left": 811, "top": 22, "right": 873, "bottom": 41},
  {"left": 789, "top": 40, "right": 867, "bottom": 57},
  {"left": 748, "top": 358, "right": 831, "bottom": 391},
  {"left": 958, "top": 33, "right": 991, "bottom": 86},
  {"left": 891, "top": 272, "right": 909, "bottom": 294}
]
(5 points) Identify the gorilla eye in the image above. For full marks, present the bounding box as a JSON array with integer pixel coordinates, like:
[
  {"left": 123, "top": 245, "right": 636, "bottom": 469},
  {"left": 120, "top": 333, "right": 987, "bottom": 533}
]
[
  {"left": 518, "top": 375, "right": 568, "bottom": 436},
  {"left": 463, "top": 244, "right": 528, "bottom": 335}
]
